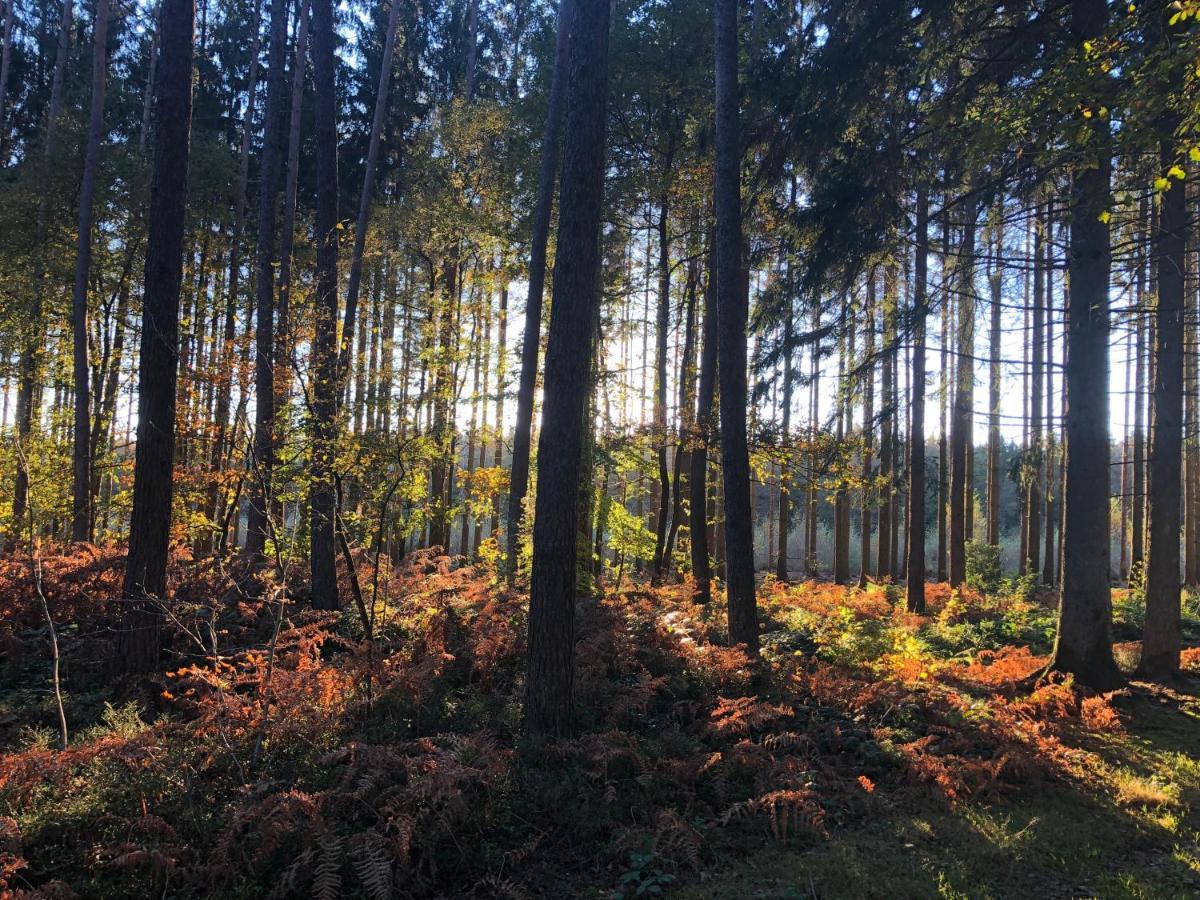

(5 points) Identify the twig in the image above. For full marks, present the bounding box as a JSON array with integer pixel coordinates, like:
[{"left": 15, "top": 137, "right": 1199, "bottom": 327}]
[{"left": 30, "top": 544, "right": 68, "bottom": 750}]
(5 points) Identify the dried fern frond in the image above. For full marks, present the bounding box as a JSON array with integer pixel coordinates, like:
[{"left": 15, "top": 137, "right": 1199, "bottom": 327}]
[{"left": 721, "top": 789, "right": 827, "bottom": 842}]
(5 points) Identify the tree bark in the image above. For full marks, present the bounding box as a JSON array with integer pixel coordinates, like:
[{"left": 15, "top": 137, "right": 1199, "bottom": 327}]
[
  {"left": 690, "top": 239, "right": 718, "bottom": 603},
  {"left": 204, "top": 20, "right": 260, "bottom": 555},
  {"left": 948, "top": 196, "right": 977, "bottom": 588},
  {"left": 1027, "top": 203, "right": 1045, "bottom": 577},
  {"left": 986, "top": 209, "right": 1003, "bottom": 547},
  {"left": 275, "top": 0, "right": 309, "bottom": 420},
  {"left": 245, "top": 0, "right": 290, "bottom": 556},
  {"left": 1048, "top": 0, "right": 1121, "bottom": 689},
  {"left": 71, "top": 0, "right": 111, "bottom": 542},
  {"left": 878, "top": 264, "right": 897, "bottom": 579},
  {"left": 524, "top": 0, "right": 610, "bottom": 737},
  {"left": 337, "top": 0, "right": 402, "bottom": 387},
  {"left": 309, "top": 0, "right": 340, "bottom": 610},
  {"left": 118, "top": 0, "right": 194, "bottom": 676},
  {"left": 507, "top": 0, "right": 572, "bottom": 577},
  {"left": 12, "top": 0, "right": 72, "bottom": 536},
  {"left": 0, "top": 0, "right": 15, "bottom": 159},
  {"left": 907, "top": 186, "right": 929, "bottom": 613},
  {"left": 859, "top": 271, "right": 875, "bottom": 586},
  {"left": 652, "top": 190, "right": 673, "bottom": 576},
  {"left": 1140, "top": 125, "right": 1187, "bottom": 678},
  {"left": 714, "top": 0, "right": 757, "bottom": 653}
]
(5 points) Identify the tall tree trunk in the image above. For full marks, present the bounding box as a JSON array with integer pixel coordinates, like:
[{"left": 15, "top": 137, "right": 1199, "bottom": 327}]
[
  {"left": 948, "top": 196, "right": 977, "bottom": 588},
  {"left": 1043, "top": 242, "right": 1057, "bottom": 587},
  {"left": 309, "top": 0, "right": 340, "bottom": 610},
  {"left": 205, "top": 21, "right": 260, "bottom": 555},
  {"left": 806, "top": 306, "right": 821, "bottom": 576},
  {"left": 71, "top": 0, "right": 111, "bottom": 542},
  {"left": 245, "top": 0, "right": 290, "bottom": 557},
  {"left": 859, "top": 271, "right": 875, "bottom": 586},
  {"left": 12, "top": 0, "right": 72, "bottom": 536},
  {"left": 666, "top": 247, "right": 699, "bottom": 569},
  {"left": 714, "top": 0, "right": 757, "bottom": 653},
  {"left": 1186, "top": 245, "right": 1199, "bottom": 587},
  {"left": 907, "top": 186, "right": 929, "bottom": 613},
  {"left": 138, "top": 3, "right": 162, "bottom": 155},
  {"left": 524, "top": 0, "right": 610, "bottom": 737},
  {"left": 1140, "top": 122, "right": 1187, "bottom": 678},
  {"left": 507, "top": 0, "right": 572, "bottom": 577},
  {"left": 492, "top": 266, "right": 508, "bottom": 534},
  {"left": 337, "top": 0, "right": 402, "bottom": 384},
  {"left": 275, "top": 0, "right": 309, "bottom": 420},
  {"left": 652, "top": 189, "right": 673, "bottom": 576},
  {"left": 834, "top": 310, "right": 851, "bottom": 585},
  {"left": 690, "top": 239, "right": 718, "bottom": 603},
  {"left": 0, "top": 0, "right": 15, "bottom": 159},
  {"left": 118, "top": 0, "right": 194, "bottom": 675},
  {"left": 1048, "top": 0, "right": 1121, "bottom": 689},
  {"left": 878, "top": 265, "right": 896, "bottom": 579},
  {"left": 1119, "top": 318, "right": 1131, "bottom": 579},
  {"left": 937, "top": 217, "right": 950, "bottom": 581},
  {"left": 1027, "top": 203, "right": 1045, "bottom": 577},
  {"left": 986, "top": 209, "right": 1003, "bottom": 547},
  {"left": 777, "top": 223, "right": 795, "bottom": 582}
]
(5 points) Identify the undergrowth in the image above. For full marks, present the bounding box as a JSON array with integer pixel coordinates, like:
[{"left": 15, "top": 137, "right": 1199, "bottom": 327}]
[{"left": 0, "top": 547, "right": 1196, "bottom": 898}]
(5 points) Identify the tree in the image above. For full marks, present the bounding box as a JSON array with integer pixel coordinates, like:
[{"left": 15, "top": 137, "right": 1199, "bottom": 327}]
[
  {"left": 0, "top": 0, "right": 14, "bottom": 157},
  {"left": 690, "top": 240, "right": 718, "bottom": 603},
  {"left": 1047, "top": 0, "right": 1121, "bottom": 690},
  {"left": 70, "top": 0, "right": 111, "bottom": 542},
  {"left": 714, "top": 0, "right": 757, "bottom": 654},
  {"left": 1140, "top": 112, "right": 1187, "bottom": 678},
  {"left": 507, "top": 0, "right": 572, "bottom": 577},
  {"left": 118, "top": 0, "right": 195, "bottom": 676},
  {"left": 985, "top": 208, "right": 1003, "bottom": 547},
  {"left": 948, "top": 195, "right": 976, "bottom": 588},
  {"left": 244, "top": 0, "right": 291, "bottom": 558},
  {"left": 906, "top": 185, "right": 928, "bottom": 613},
  {"left": 309, "top": 0, "right": 340, "bottom": 610},
  {"left": 12, "top": 0, "right": 72, "bottom": 538},
  {"left": 524, "top": 0, "right": 611, "bottom": 737}
]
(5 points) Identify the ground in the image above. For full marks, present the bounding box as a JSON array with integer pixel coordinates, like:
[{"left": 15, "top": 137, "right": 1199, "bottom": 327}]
[
  {"left": 0, "top": 546, "right": 1197, "bottom": 898},
  {"left": 683, "top": 681, "right": 1200, "bottom": 899}
]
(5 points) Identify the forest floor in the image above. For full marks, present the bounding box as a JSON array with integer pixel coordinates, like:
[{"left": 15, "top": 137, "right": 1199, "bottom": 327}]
[
  {"left": 684, "top": 680, "right": 1200, "bottom": 899},
  {"left": 0, "top": 545, "right": 1198, "bottom": 899}
]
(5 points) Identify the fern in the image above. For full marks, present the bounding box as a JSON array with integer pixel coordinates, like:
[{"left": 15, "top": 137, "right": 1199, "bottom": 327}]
[
  {"left": 350, "top": 832, "right": 393, "bottom": 900},
  {"left": 722, "top": 789, "right": 827, "bottom": 842},
  {"left": 311, "top": 834, "right": 345, "bottom": 900}
]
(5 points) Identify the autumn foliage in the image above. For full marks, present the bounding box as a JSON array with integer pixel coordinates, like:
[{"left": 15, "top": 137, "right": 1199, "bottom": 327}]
[{"left": 0, "top": 549, "right": 1180, "bottom": 898}]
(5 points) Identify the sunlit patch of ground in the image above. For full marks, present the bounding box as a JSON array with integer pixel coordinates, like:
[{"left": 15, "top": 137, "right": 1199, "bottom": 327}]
[{"left": 678, "top": 675, "right": 1200, "bottom": 900}]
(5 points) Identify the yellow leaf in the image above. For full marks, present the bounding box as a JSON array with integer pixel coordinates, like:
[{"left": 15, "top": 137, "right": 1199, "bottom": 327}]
[
  {"left": 1190, "top": 146, "right": 1200, "bottom": 162},
  {"left": 1098, "top": 211, "right": 1112, "bottom": 224},
  {"left": 1167, "top": 165, "right": 1186, "bottom": 180},
  {"left": 1154, "top": 176, "right": 1171, "bottom": 192}
]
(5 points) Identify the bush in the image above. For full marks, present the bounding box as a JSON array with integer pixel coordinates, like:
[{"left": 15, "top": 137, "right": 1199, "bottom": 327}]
[{"left": 965, "top": 541, "right": 1003, "bottom": 596}]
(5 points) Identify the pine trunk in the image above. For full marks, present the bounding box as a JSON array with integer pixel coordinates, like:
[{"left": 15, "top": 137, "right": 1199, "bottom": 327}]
[{"left": 118, "top": 0, "right": 193, "bottom": 676}]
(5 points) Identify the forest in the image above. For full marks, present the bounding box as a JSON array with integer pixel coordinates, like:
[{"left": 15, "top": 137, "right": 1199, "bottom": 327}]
[{"left": 0, "top": 0, "right": 1198, "bottom": 896}]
